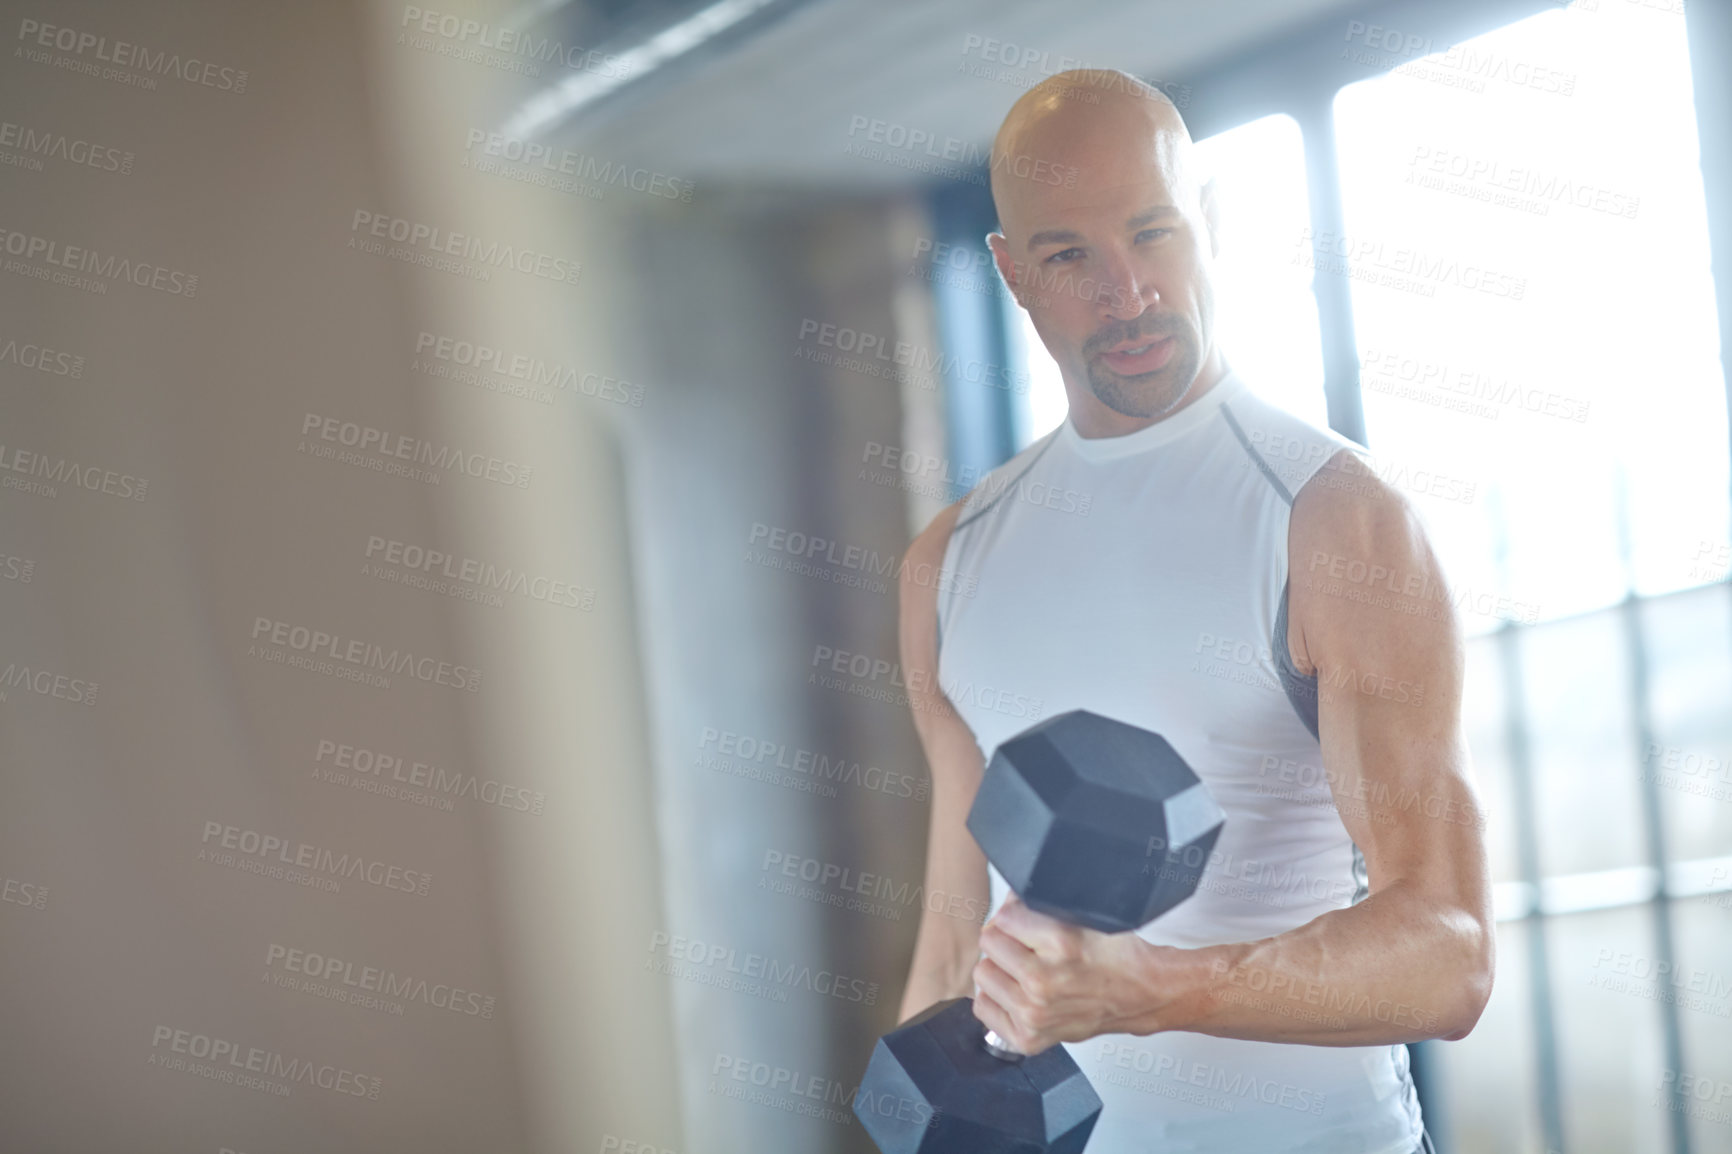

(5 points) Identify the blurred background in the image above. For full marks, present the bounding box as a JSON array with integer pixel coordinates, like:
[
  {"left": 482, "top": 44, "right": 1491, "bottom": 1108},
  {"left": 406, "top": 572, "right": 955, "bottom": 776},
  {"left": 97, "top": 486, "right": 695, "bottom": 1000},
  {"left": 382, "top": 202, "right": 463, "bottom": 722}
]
[{"left": 2, "top": 0, "right": 1730, "bottom": 1151}]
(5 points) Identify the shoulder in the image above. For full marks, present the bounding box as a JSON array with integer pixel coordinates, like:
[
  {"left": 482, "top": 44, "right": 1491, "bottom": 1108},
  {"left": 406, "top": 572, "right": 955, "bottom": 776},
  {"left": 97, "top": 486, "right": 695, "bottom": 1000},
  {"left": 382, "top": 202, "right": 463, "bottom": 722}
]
[
  {"left": 950, "top": 427, "right": 1064, "bottom": 532},
  {"left": 898, "top": 498, "right": 968, "bottom": 725},
  {"left": 1287, "top": 448, "right": 1460, "bottom": 676},
  {"left": 1217, "top": 387, "right": 1359, "bottom": 504},
  {"left": 1291, "top": 449, "right": 1423, "bottom": 563},
  {"left": 903, "top": 497, "right": 966, "bottom": 582},
  {"left": 899, "top": 428, "right": 1058, "bottom": 652}
]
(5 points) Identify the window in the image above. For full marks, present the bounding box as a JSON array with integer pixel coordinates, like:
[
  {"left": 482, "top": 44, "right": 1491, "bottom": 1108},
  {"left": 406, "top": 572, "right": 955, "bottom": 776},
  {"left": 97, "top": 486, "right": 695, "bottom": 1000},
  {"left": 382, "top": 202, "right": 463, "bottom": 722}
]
[
  {"left": 1331, "top": 6, "right": 1730, "bottom": 1151},
  {"left": 1333, "top": 3, "right": 1728, "bottom": 630}
]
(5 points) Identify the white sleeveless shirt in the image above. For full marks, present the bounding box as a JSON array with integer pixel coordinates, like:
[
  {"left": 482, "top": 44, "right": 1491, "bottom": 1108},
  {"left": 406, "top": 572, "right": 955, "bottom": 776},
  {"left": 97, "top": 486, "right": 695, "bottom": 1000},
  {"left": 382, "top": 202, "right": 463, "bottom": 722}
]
[{"left": 935, "top": 371, "right": 1425, "bottom": 1153}]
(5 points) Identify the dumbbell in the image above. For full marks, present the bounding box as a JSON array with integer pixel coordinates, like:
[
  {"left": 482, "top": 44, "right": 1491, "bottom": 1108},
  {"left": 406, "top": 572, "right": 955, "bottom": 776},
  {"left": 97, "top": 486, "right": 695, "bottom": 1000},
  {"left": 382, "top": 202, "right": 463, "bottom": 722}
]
[{"left": 853, "top": 709, "right": 1225, "bottom": 1154}]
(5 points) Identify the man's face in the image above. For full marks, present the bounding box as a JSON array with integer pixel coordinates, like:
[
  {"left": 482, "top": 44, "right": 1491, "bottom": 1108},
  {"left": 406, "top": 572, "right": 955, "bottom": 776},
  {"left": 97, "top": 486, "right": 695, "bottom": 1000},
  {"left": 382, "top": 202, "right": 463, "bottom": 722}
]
[{"left": 991, "top": 105, "right": 1217, "bottom": 421}]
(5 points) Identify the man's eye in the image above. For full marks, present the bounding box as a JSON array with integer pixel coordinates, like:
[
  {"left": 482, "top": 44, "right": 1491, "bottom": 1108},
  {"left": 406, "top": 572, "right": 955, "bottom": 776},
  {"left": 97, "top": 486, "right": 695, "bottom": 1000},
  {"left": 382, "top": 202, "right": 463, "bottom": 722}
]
[
  {"left": 1045, "top": 247, "right": 1083, "bottom": 264},
  {"left": 1139, "top": 228, "right": 1172, "bottom": 242}
]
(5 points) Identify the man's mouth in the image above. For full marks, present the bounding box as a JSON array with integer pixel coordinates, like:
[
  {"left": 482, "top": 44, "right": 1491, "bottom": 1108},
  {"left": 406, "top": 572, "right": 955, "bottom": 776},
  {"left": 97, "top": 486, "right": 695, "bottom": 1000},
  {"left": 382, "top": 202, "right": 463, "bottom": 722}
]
[{"left": 1097, "top": 335, "right": 1176, "bottom": 375}]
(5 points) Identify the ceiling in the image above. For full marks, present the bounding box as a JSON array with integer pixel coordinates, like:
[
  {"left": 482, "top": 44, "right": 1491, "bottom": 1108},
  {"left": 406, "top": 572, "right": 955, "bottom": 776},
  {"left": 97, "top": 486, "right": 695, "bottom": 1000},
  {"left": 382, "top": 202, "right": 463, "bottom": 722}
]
[{"left": 526, "top": 0, "right": 1382, "bottom": 189}]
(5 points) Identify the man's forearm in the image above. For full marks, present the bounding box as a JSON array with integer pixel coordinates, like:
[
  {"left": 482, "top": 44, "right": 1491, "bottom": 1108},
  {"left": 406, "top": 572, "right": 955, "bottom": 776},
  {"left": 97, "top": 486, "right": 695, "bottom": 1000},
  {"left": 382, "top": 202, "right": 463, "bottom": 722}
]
[
  {"left": 897, "top": 911, "right": 982, "bottom": 1023},
  {"left": 1126, "top": 880, "right": 1493, "bottom": 1046}
]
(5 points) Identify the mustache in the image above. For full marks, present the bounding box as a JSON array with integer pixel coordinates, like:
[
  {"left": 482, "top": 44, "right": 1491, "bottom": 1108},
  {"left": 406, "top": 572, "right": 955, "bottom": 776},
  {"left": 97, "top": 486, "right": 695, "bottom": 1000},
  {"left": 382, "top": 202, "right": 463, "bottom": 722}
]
[{"left": 1083, "top": 314, "right": 1181, "bottom": 358}]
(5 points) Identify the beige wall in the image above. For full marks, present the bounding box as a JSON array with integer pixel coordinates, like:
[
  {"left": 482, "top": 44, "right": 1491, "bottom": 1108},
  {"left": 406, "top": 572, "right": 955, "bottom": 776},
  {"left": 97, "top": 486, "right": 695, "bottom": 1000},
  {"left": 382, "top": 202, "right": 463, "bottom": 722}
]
[{"left": 0, "top": 0, "right": 678, "bottom": 1149}]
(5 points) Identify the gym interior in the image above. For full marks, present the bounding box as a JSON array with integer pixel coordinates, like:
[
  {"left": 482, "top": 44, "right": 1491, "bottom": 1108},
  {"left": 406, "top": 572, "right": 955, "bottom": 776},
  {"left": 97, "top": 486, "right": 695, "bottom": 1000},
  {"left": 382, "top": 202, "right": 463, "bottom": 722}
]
[{"left": 2, "top": 0, "right": 1730, "bottom": 1151}]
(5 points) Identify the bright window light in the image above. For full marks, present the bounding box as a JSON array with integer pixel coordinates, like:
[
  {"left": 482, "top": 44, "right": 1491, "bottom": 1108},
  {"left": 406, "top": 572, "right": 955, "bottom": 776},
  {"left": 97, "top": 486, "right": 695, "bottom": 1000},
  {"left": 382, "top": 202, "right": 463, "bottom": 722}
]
[
  {"left": 1193, "top": 113, "right": 1329, "bottom": 427},
  {"left": 1333, "top": 2, "right": 1728, "bottom": 629}
]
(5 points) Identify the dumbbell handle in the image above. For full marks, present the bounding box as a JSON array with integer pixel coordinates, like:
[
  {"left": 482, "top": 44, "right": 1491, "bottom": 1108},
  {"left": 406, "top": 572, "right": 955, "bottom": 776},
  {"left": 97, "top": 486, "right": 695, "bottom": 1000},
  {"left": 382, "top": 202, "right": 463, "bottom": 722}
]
[{"left": 974, "top": 947, "right": 1024, "bottom": 1060}]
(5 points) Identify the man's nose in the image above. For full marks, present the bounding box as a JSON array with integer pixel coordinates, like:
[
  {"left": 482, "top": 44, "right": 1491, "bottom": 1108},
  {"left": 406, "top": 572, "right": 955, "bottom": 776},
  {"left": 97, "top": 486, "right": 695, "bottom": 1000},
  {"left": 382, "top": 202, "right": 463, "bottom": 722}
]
[{"left": 1094, "top": 249, "right": 1156, "bottom": 320}]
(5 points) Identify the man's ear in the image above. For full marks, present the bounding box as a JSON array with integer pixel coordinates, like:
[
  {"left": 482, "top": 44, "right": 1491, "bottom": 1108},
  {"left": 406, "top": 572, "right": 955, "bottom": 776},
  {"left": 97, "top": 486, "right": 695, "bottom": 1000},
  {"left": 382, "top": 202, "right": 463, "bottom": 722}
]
[
  {"left": 1200, "top": 177, "right": 1221, "bottom": 259},
  {"left": 986, "top": 230, "right": 1024, "bottom": 308}
]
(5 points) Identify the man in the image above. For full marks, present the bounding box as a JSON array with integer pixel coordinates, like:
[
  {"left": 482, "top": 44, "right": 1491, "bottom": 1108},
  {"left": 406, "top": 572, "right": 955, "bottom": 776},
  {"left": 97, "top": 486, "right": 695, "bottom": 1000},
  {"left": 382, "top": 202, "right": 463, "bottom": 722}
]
[{"left": 893, "top": 69, "right": 1494, "bottom": 1152}]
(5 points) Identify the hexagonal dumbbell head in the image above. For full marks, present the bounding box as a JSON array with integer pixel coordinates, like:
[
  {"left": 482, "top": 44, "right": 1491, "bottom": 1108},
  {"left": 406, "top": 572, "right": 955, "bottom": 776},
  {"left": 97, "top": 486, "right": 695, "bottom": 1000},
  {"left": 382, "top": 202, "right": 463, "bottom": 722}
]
[
  {"left": 854, "top": 998, "right": 1101, "bottom": 1154},
  {"left": 966, "top": 709, "right": 1225, "bottom": 933}
]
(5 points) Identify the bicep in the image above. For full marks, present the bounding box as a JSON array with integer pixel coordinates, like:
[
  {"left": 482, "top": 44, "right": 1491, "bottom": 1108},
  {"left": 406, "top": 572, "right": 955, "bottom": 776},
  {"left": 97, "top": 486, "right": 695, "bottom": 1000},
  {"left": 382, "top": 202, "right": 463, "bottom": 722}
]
[{"left": 1289, "top": 456, "right": 1483, "bottom": 892}]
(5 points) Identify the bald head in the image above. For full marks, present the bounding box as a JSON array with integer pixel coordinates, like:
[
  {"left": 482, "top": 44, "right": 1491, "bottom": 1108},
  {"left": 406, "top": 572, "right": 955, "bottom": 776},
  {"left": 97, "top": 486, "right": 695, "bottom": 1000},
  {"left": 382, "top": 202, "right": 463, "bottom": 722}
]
[{"left": 989, "top": 69, "right": 1199, "bottom": 227}]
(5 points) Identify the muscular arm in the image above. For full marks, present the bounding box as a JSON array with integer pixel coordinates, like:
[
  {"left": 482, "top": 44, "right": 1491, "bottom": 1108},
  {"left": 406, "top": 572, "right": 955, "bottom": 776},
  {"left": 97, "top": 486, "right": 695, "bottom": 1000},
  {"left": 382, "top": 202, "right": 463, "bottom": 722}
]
[
  {"left": 972, "top": 450, "right": 1495, "bottom": 1050},
  {"left": 894, "top": 500, "right": 993, "bottom": 1023},
  {"left": 1175, "top": 449, "right": 1496, "bottom": 1043}
]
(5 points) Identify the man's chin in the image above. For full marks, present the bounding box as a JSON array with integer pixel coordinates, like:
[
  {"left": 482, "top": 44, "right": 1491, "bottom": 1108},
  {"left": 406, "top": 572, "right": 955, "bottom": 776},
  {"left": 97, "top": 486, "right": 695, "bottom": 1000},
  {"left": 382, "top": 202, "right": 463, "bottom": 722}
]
[{"left": 1088, "top": 367, "right": 1191, "bottom": 420}]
